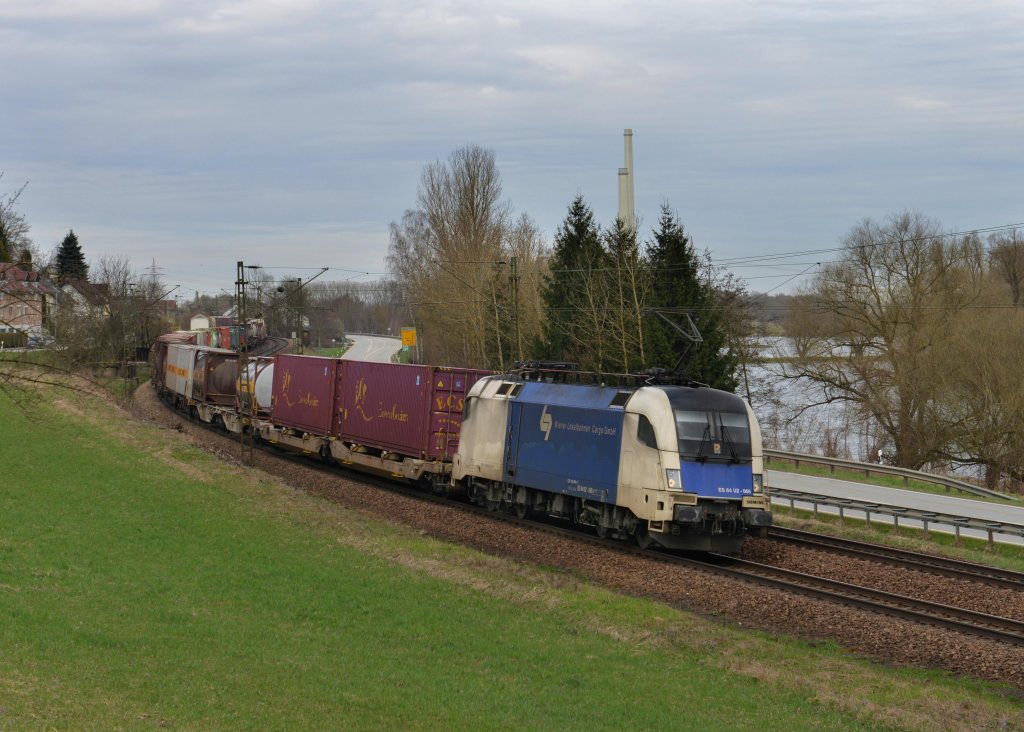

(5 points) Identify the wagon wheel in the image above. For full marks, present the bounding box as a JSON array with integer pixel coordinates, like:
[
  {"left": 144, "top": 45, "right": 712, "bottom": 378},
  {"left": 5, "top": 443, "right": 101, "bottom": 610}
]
[
  {"left": 514, "top": 502, "right": 528, "bottom": 519},
  {"left": 485, "top": 499, "right": 500, "bottom": 512},
  {"left": 595, "top": 523, "right": 608, "bottom": 539}
]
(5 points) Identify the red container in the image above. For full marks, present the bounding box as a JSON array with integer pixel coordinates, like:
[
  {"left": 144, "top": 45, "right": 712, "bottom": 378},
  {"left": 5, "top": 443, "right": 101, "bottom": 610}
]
[
  {"left": 337, "top": 361, "right": 491, "bottom": 460},
  {"left": 270, "top": 354, "right": 343, "bottom": 435}
]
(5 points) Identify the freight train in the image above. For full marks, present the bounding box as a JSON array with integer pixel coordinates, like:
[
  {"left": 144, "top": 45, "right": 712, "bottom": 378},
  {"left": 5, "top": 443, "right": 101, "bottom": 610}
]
[
  {"left": 157, "top": 318, "right": 267, "bottom": 353},
  {"left": 151, "top": 338, "right": 771, "bottom": 552}
]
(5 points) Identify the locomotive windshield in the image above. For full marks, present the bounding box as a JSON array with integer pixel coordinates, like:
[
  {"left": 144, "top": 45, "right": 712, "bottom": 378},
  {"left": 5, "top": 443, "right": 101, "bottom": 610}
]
[{"left": 674, "top": 408, "right": 752, "bottom": 463}]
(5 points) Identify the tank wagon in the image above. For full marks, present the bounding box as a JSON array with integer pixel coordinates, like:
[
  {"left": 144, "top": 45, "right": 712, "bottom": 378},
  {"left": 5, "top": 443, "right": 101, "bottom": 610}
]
[
  {"left": 453, "top": 369, "right": 771, "bottom": 552},
  {"left": 159, "top": 343, "right": 238, "bottom": 407}
]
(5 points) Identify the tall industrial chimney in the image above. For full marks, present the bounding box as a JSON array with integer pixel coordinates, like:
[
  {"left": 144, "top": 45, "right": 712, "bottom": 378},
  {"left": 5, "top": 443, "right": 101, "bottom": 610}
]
[{"left": 617, "top": 129, "right": 635, "bottom": 233}]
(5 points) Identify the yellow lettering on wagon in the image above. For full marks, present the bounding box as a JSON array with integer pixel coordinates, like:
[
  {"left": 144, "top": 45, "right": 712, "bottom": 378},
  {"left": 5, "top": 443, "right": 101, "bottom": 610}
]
[
  {"left": 355, "top": 378, "right": 374, "bottom": 422},
  {"left": 434, "top": 394, "right": 465, "bottom": 411},
  {"left": 354, "top": 377, "right": 410, "bottom": 423},
  {"left": 377, "top": 404, "right": 409, "bottom": 423},
  {"left": 165, "top": 363, "right": 188, "bottom": 379},
  {"left": 279, "top": 370, "right": 319, "bottom": 410}
]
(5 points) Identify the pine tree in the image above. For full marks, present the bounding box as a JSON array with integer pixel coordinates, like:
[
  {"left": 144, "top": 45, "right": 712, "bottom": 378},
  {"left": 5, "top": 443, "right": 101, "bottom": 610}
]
[
  {"left": 645, "top": 205, "right": 738, "bottom": 391},
  {"left": 538, "top": 195, "right": 607, "bottom": 367},
  {"left": 56, "top": 229, "right": 88, "bottom": 281}
]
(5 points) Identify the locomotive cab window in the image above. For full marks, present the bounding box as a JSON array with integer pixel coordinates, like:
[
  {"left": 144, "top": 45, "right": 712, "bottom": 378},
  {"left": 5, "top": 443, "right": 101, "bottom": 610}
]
[
  {"left": 637, "top": 414, "right": 657, "bottom": 449},
  {"left": 718, "top": 411, "right": 753, "bottom": 458},
  {"left": 674, "top": 409, "right": 752, "bottom": 463},
  {"left": 675, "top": 410, "right": 710, "bottom": 457}
]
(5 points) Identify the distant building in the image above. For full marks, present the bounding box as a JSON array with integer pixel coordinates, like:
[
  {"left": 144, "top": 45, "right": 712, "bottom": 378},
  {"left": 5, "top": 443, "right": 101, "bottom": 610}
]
[
  {"left": 0, "top": 263, "right": 59, "bottom": 336},
  {"left": 60, "top": 278, "right": 111, "bottom": 317}
]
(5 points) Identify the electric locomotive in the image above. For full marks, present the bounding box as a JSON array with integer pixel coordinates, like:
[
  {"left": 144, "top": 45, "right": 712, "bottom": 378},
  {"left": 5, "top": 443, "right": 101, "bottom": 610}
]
[{"left": 453, "top": 366, "right": 771, "bottom": 552}]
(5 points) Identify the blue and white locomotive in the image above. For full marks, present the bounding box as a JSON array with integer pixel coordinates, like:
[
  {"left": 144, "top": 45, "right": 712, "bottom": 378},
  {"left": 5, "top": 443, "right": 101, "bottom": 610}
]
[{"left": 453, "top": 369, "right": 772, "bottom": 552}]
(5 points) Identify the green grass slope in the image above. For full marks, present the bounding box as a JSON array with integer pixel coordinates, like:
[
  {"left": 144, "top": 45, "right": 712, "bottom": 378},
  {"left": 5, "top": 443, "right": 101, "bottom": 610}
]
[{"left": 0, "top": 380, "right": 1020, "bottom": 730}]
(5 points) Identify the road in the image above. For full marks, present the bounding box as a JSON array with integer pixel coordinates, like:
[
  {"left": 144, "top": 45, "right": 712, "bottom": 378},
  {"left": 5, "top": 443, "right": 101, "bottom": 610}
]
[
  {"left": 342, "top": 334, "right": 401, "bottom": 363},
  {"left": 767, "top": 469, "right": 1024, "bottom": 546}
]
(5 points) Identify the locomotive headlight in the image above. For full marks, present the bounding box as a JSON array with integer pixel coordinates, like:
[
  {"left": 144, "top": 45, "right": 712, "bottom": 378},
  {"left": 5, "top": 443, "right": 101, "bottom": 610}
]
[
  {"left": 752, "top": 474, "right": 764, "bottom": 493},
  {"left": 665, "top": 468, "right": 681, "bottom": 490}
]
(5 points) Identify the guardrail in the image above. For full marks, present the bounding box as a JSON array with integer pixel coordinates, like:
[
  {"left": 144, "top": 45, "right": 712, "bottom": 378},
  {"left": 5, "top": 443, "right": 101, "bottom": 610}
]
[
  {"left": 764, "top": 449, "right": 1017, "bottom": 502},
  {"left": 768, "top": 487, "right": 1024, "bottom": 547}
]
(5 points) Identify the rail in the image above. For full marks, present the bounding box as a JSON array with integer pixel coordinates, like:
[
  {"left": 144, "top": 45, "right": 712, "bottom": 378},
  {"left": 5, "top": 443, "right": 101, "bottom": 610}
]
[
  {"left": 764, "top": 449, "right": 1016, "bottom": 501},
  {"left": 767, "top": 487, "right": 1024, "bottom": 547}
]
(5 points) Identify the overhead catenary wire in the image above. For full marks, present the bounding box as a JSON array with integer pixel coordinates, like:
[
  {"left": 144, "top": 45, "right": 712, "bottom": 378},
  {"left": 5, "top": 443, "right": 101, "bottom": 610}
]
[{"left": 164, "top": 218, "right": 1023, "bottom": 305}]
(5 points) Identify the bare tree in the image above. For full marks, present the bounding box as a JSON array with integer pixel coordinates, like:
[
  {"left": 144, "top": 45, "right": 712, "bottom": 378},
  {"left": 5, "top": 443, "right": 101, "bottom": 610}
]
[
  {"left": 988, "top": 228, "right": 1024, "bottom": 306},
  {"left": 48, "top": 256, "right": 135, "bottom": 368},
  {"left": 561, "top": 243, "right": 613, "bottom": 371},
  {"left": 0, "top": 174, "right": 31, "bottom": 264},
  {"left": 605, "top": 218, "right": 648, "bottom": 372},
  {"left": 780, "top": 212, "right": 984, "bottom": 469},
  {"left": 388, "top": 146, "right": 519, "bottom": 368},
  {"left": 939, "top": 300, "right": 1024, "bottom": 488},
  {"left": 504, "top": 213, "right": 549, "bottom": 362}
]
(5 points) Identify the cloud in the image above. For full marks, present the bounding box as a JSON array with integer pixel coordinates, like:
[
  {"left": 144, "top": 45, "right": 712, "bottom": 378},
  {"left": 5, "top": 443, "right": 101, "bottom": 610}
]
[{"left": 3, "top": 1, "right": 1023, "bottom": 296}]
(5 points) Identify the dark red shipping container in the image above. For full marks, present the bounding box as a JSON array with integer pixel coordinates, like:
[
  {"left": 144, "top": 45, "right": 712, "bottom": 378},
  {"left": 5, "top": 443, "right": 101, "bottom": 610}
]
[
  {"left": 336, "top": 361, "right": 491, "bottom": 460},
  {"left": 270, "top": 354, "right": 343, "bottom": 435}
]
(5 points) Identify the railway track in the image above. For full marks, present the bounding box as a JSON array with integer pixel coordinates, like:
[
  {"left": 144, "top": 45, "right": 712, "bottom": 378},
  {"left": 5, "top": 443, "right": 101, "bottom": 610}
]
[
  {"left": 449, "top": 500, "right": 1024, "bottom": 649},
  {"left": 694, "top": 553, "right": 1024, "bottom": 647},
  {"left": 767, "top": 526, "right": 1024, "bottom": 590},
  {"left": 248, "top": 336, "right": 291, "bottom": 356},
  {"left": 157, "top": 392, "right": 1024, "bottom": 650}
]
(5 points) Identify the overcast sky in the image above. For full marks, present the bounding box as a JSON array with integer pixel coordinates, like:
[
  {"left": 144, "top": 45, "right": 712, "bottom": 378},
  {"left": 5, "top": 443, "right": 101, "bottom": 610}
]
[{"left": 3, "top": 0, "right": 1022, "bottom": 300}]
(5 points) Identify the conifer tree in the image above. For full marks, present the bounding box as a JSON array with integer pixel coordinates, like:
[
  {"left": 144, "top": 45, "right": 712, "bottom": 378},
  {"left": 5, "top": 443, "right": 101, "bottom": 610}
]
[
  {"left": 645, "top": 205, "right": 738, "bottom": 390},
  {"left": 56, "top": 229, "right": 88, "bottom": 281},
  {"left": 539, "top": 195, "right": 607, "bottom": 367}
]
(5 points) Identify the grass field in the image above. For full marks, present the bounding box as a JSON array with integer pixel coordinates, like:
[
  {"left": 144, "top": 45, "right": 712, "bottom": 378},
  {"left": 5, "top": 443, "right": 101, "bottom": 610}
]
[{"left": 1, "top": 378, "right": 1022, "bottom": 729}]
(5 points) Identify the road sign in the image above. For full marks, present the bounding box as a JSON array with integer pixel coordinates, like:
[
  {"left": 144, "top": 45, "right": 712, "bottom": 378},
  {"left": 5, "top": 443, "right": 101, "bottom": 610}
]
[{"left": 401, "top": 327, "right": 417, "bottom": 347}]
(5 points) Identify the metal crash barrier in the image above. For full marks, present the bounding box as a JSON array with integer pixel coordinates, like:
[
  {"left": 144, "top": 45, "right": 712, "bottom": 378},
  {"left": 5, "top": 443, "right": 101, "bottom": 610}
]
[{"left": 768, "top": 487, "right": 1024, "bottom": 547}]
